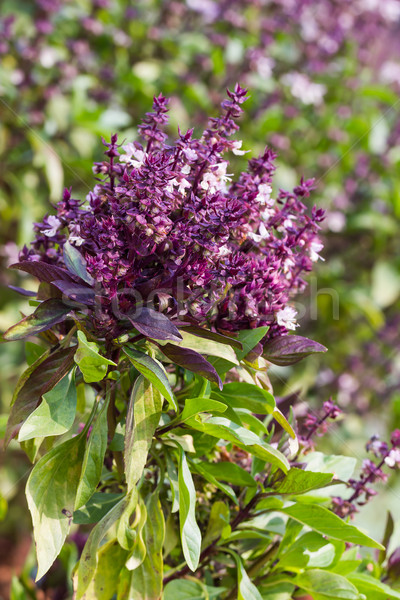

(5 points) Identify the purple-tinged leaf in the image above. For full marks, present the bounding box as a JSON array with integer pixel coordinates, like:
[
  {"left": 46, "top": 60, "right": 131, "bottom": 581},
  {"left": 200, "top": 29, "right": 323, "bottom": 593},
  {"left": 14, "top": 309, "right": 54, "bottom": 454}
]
[
  {"left": 8, "top": 285, "right": 37, "bottom": 297},
  {"left": 3, "top": 299, "right": 72, "bottom": 341},
  {"left": 63, "top": 241, "right": 94, "bottom": 285},
  {"left": 180, "top": 325, "right": 243, "bottom": 350},
  {"left": 263, "top": 335, "right": 327, "bottom": 366},
  {"left": 129, "top": 307, "right": 182, "bottom": 342},
  {"left": 51, "top": 280, "right": 96, "bottom": 305},
  {"left": 159, "top": 343, "right": 223, "bottom": 390},
  {"left": 10, "top": 261, "right": 77, "bottom": 284},
  {"left": 5, "top": 346, "right": 76, "bottom": 445}
]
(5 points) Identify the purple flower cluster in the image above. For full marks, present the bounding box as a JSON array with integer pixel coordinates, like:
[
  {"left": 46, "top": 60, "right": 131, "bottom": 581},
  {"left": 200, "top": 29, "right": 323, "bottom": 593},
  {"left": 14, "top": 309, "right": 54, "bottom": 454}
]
[
  {"left": 20, "top": 86, "right": 324, "bottom": 339},
  {"left": 332, "top": 429, "right": 400, "bottom": 518}
]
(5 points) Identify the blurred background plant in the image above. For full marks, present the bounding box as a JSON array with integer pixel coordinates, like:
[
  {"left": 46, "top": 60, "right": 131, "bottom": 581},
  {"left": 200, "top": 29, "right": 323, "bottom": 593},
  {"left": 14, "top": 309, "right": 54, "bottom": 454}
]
[{"left": 1, "top": 0, "right": 400, "bottom": 597}]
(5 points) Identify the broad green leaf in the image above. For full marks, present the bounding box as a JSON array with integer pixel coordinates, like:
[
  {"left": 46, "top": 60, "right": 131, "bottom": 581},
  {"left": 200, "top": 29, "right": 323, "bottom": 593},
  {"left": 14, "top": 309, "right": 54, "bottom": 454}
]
[
  {"left": 124, "top": 376, "right": 162, "bottom": 492},
  {"left": 233, "top": 552, "right": 263, "bottom": 600},
  {"left": 259, "top": 580, "right": 295, "bottom": 600},
  {"left": 179, "top": 448, "right": 202, "bottom": 571},
  {"left": 164, "top": 330, "right": 239, "bottom": 365},
  {"left": 196, "top": 461, "right": 256, "bottom": 487},
  {"left": 126, "top": 495, "right": 147, "bottom": 570},
  {"left": 75, "top": 331, "right": 116, "bottom": 383},
  {"left": 347, "top": 573, "right": 400, "bottom": 600},
  {"left": 280, "top": 504, "right": 384, "bottom": 549},
  {"left": 123, "top": 346, "right": 177, "bottom": 410},
  {"left": 20, "top": 436, "right": 44, "bottom": 463},
  {"left": 181, "top": 325, "right": 243, "bottom": 349},
  {"left": 186, "top": 415, "right": 289, "bottom": 472},
  {"left": 18, "top": 369, "right": 77, "bottom": 441},
  {"left": 180, "top": 397, "right": 227, "bottom": 422},
  {"left": 278, "top": 532, "right": 337, "bottom": 570},
  {"left": 163, "top": 579, "right": 224, "bottom": 600},
  {"left": 76, "top": 495, "right": 129, "bottom": 599},
  {"left": 75, "top": 398, "right": 109, "bottom": 509},
  {"left": 63, "top": 241, "right": 94, "bottom": 285},
  {"left": 212, "top": 381, "right": 275, "bottom": 414},
  {"left": 304, "top": 452, "right": 357, "bottom": 481},
  {"left": 117, "top": 488, "right": 139, "bottom": 551},
  {"left": 118, "top": 492, "right": 165, "bottom": 600},
  {"left": 236, "top": 326, "right": 269, "bottom": 361},
  {"left": 202, "top": 500, "right": 230, "bottom": 547},
  {"left": 166, "top": 452, "right": 180, "bottom": 513},
  {"left": 294, "top": 569, "right": 361, "bottom": 600},
  {"left": 81, "top": 539, "right": 128, "bottom": 600},
  {"left": 6, "top": 346, "right": 76, "bottom": 445},
  {"left": 3, "top": 299, "right": 71, "bottom": 341},
  {"left": 26, "top": 432, "right": 87, "bottom": 579},
  {"left": 274, "top": 468, "right": 333, "bottom": 495},
  {"left": 73, "top": 493, "right": 124, "bottom": 524},
  {"left": 191, "top": 460, "right": 238, "bottom": 505}
]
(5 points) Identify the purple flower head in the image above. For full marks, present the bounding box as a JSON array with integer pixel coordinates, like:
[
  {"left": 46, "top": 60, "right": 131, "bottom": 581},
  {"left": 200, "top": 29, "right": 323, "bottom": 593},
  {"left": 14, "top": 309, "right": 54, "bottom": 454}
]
[{"left": 19, "top": 87, "right": 324, "bottom": 340}]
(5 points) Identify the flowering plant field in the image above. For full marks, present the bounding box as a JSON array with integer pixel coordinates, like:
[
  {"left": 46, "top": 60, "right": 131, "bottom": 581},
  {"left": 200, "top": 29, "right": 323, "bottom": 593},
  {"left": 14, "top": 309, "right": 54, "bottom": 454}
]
[{"left": 1, "top": 1, "right": 400, "bottom": 599}]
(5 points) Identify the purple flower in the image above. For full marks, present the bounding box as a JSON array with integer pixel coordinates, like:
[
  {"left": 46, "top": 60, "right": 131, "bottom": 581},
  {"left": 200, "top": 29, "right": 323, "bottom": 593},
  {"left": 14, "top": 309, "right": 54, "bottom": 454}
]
[{"left": 20, "top": 87, "right": 324, "bottom": 340}]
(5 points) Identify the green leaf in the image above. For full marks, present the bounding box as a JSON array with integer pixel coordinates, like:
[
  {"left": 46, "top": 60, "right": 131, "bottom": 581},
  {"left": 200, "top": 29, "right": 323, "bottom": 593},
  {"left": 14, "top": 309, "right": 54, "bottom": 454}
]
[
  {"left": 232, "top": 552, "right": 263, "bottom": 600},
  {"left": 124, "top": 376, "right": 162, "bottom": 492},
  {"left": 76, "top": 495, "right": 129, "bottom": 599},
  {"left": 178, "top": 448, "right": 202, "bottom": 571},
  {"left": 123, "top": 346, "right": 176, "bottom": 410},
  {"left": 236, "top": 326, "right": 269, "bottom": 361},
  {"left": 3, "top": 299, "right": 71, "bottom": 341},
  {"left": 293, "top": 569, "right": 361, "bottom": 600},
  {"left": 6, "top": 346, "right": 76, "bottom": 445},
  {"left": 75, "top": 398, "right": 109, "bottom": 509},
  {"left": 212, "top": 381, "right": 275, "bottom": 414},
  {"left": 181, "top": 325, "right": 243, "bottom": 349},
  {"left": 347, "top": 573, "right": 400, "bottom": 600},
  {"left": 73, "top": 493, "right": 124, "bottom": 524},
  {"left": 125, "top": 495, "right": 147, "bottom": 570},
  {"left": 18, "top": 369, "right": 77, "bottom": 441},
  {"left": 280, "top": 504, "right": 384, "bottom": 549},
  {"left": 80, "top": 539, "right": 128, "bottom": 600},
  {"left": 186, "top": 415, "right": 289, "bottom": 472},
  {"left": 75, "top": 331, "right": 116, "bottom": 383},
  {"left": 26, "top": 431, "right": 87, "bottom": 579},
  {"left": 191, "top": 460, "right": 238, "bottom": 505},
  {"left": 275, "top": 468, "right": 334, "bottom": 495},
  {"left": 118, "top": 492, "right": 165, "bottom": 600},
  {"left": 163, "top": 579, "right": 223, "bottom": 600},
  {"left": 195, "top": 461, "right": 256, "bottom": 487},
  {"left": 63, "top": 241, "right": 94, "bottom": 285},
  {"left": 304, "top": 452, "right": 357, "bottom": 482},
  {"left": 180, "top": 397, "right": 227, "bottom": 422},
  {"left": 202, "top": 500, "right": 230, "bottom": 547},
  {"left": 164, "top": 330, "right": 239, "bottom": 365},
  {"left": 166, "top": 452, "right": 180, "bottom": 513}
]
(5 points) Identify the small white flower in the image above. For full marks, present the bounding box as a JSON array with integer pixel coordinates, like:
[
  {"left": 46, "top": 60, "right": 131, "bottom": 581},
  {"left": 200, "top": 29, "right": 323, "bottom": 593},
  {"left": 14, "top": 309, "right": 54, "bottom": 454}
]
[
  {"left": 69, "top": 235, "right": 85, "bottom": 246},
  {"left": 218, "top": 245, "right": 231, "bottom": 257},
  {"left": 181, "top": 164, "right": 191, "bottom": 175},
  {"left": 283, "top": 256, "right": 296, "bottom": 274},
  {"left": 385, "top": 448, "right": 400, "bottom": 468},
  {"left": 309, "top": 240, "right": 324, "bottom": 262},
  {"left": 177, "top": 178, "right": 191, "bottom": 195},
  {"left": 276, "top": 306, "right": 299, "bottom": 330},
  {"left": 231, "top": 140, "right": 249, "bottom": 156},
  {"left": 183, "top": 148, "right": 198, "bottom": 162},
  {"left": 282, "top": 72, "right": 326, "bottom": 106},
  {"left": 255, "top": 183, "right": 273, "bottom": 205},
  {"left": 248, "top": 222, "right": 270, "bottom": 243},
  {"left": 201, "top": 162, "right": 232, "bottom": 194},
  {"left": 120, "top": 143, "right": 146, "bottom": 169},
  {"left": 43, "top": 216, "right": 61, "bottom": 237}
]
